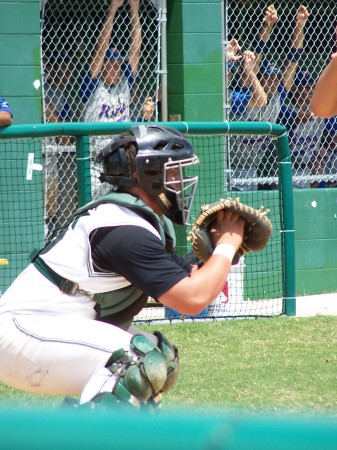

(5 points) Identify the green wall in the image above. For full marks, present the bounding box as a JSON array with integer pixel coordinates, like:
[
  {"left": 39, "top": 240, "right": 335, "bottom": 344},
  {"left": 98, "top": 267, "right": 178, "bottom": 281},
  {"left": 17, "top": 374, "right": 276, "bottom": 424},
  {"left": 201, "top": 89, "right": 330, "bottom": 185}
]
[
  {"left": 167, "top": 0, "right": 224, "bottom": 121},
  {"left": 294, "top": 189, "right": 337, "bottom": 296},
  {"left": 0, "top": 0, "right": 43, "bottom": 287},
  {"left": 167, "top": 0, "right": 224, "bottom": 254},
  {"left": 0, "top": 0, "right": 41, "bottom": 124},
  {"left": 233, "top": 189, "right": 337, "bottom": 299}
]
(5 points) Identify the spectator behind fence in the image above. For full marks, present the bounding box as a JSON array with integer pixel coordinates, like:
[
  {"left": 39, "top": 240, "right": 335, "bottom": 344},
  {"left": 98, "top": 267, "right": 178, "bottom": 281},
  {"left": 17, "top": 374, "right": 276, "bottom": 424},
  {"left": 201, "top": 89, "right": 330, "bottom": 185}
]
[
  {"left": 229, "top": 4, "right": 309, "bottom": 191},
  {"left": 227, "top": 38, "right": 267, "bottom": 114},
  {"left": 0, "top": 125, "right": 245, "bottom": 411},
  {"left": 317, "top": 115, "right": 337, "bottom": 188},
  {"left": 0, "top": 98, "right": 13, "bottom": 127},
  {"left": 311, "top": 26, "right": 337, "bottom": 119},
  {"left": 79, "top": 0, "right": 155, "bottom": 197},
  {"left": 80, "top": 0, "right": 142, "bottom": 126},
  {"left": 227, "top": 39, "right": 268, "bottom": 190},
  {"left": 43, "top": 51, "right": 76, "bottom": 146},
  {"left": 42, "top": 50, "right": 77, "bottom": 234},
  {"left": 252, "top": 5, "right": 310, "bottom": 103},
  {"left": 279, "top": 69, "right": 327, "bottom": 189},
  {"left": 43, "top": 52, "right": 73, "bottom": 124}
]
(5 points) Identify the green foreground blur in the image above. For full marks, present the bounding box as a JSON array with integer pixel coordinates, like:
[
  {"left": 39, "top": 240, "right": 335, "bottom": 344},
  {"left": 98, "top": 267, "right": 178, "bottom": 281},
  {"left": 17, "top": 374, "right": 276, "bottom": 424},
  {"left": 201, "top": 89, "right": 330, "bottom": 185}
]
[{"left": 1, "top": 405, "right": 337, "bottom": 450}]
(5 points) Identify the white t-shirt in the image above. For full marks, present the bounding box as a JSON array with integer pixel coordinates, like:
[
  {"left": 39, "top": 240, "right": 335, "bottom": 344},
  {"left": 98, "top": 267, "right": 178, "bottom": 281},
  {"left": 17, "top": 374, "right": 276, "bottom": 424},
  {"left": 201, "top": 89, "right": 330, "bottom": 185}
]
[
  {"left": 80, "top": 65, "right": 137, "bottom": 193},
  {"left": 83, "top": 77, "right": 131, "bottom": 124}
]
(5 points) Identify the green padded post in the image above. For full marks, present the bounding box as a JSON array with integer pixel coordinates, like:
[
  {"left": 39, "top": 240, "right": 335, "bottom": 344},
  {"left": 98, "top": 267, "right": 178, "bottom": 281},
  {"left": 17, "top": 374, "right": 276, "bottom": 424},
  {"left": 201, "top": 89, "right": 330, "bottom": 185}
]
[
  {"left": 76, "top": 135, "right": 92, "bottom": 206},
  {"left": 277, "top": 133, "right": 296, "bottom": 316}
]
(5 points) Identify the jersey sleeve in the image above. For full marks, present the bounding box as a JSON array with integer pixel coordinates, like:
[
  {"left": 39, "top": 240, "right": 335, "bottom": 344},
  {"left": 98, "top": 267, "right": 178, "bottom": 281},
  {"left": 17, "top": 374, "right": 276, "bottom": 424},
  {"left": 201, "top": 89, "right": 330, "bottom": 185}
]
[
  {"left": 121, "top": 62, "right": 137, "bottom": 90},
  {"left": 0, "top": 98, "right": 13, "bottom": 117},
  {"left": 278, "top": 103, "right": 296, "bottom": 130},
  {"left": 231, "top": 87, "right": 252, "bottom": 117},
  {"left": 80, "top": 67, "right": 100, "bottom": 103},
  {"left": 90, "top": 225, "right": 189, "bottom": 300},
  {"left": 278, "top": 82, "right": 287, "bottom": 103}
]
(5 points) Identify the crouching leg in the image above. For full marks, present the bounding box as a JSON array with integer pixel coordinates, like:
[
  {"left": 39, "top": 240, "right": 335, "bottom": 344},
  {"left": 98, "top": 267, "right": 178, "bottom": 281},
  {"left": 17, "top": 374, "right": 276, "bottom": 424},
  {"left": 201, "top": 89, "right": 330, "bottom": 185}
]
[{"left": 79, "top": 331, "right": 179, "bottom": 410}]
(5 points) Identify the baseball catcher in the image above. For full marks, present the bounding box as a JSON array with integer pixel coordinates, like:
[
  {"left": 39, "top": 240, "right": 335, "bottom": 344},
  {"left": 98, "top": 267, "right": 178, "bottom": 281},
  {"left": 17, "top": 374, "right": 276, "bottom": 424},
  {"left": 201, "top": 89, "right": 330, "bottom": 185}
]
[{"left": 0, "top": 124, "right": 271, "bottom": 412}]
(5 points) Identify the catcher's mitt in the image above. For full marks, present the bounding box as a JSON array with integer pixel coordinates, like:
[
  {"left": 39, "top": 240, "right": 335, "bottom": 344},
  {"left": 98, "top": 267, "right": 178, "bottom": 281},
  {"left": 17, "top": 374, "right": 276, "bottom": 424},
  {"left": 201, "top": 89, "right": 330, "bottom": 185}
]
[{"left": 190, "top": 197, "right": 272, "bottom": 265}]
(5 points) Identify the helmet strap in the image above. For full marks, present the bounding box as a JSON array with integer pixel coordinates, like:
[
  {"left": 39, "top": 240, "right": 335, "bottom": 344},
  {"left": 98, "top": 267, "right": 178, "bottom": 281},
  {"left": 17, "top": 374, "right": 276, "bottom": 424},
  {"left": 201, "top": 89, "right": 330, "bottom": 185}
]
[{"left": 99, "top": 174, "right": 138, "bottom": 186}]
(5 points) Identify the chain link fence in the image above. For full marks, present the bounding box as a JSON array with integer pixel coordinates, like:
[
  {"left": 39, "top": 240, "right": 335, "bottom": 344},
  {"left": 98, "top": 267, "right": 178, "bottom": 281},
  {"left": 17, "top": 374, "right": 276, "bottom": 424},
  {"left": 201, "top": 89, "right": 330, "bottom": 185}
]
[
  {"left": 40, "top": 0, "right": 162, "bottom": 231},
  {"left": 41, "top": 0, "right": 161, "bottom": 123},
  {"left": 39, "top": 1, "right": 337, "bottom": 229},
  {"left": 225, "top": 0, "right": 337, "bottom": 191},
  {"left": 0, "top": 123, "right": 289, "bottom": 319}
]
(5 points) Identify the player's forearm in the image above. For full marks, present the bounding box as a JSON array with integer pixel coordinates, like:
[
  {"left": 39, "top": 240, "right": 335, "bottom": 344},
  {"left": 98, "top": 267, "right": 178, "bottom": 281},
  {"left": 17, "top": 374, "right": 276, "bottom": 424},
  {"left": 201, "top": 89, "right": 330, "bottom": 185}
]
[
  {"left": 311, "top": 57, "right": 337, "bottom": 118},
  {"left": 282, "top": 60, "right": 299, "bottom": 92},
  {"left": 239, "top": 71, "right": 267, "bottom": 109},
  {"left": 283, "top": 5, "right": 309, "bottom": 91},
  {"left": 102, "top": 4, "right": 119, "bottom": 43},
  {"left": 129, "top": 8, "right": 141, "bottom": 66},
  {"left": 291, "top": 22, "right": 305, "bottom": 49},
  {"left": 281, "top": 23, "right": 305, "bottom": 92},
  {"left": 247, "top": 73, "right": 267, "bottom": 108},
  {"left": 259, "top": 22, "right": 274, "bottom": 43},
  {"left": 159, "top": 255, "right": 234, "bottom": 315},
  {"left": 252, "top": 24, "right": 273, "bottom": 73},
  {"left": 90, "top": 4, "right": 118, "bottom": 78}
]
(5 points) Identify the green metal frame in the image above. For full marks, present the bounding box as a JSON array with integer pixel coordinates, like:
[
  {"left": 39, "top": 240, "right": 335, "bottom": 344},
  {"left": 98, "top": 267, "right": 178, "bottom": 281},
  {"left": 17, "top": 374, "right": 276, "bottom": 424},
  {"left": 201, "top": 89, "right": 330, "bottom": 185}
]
[{"left": 0, "top": 121, "right": 296, "bottom": 315}]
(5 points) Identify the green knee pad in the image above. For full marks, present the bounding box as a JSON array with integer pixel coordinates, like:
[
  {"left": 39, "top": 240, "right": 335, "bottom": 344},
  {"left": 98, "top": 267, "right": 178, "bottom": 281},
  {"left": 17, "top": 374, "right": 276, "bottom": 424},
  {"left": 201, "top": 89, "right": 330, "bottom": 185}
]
[
  {"left": 153, "top": 331, "right": 180, "bottom": 392},
  {"left": 105, "top": 334, "right": 171, "bottom": 408}
]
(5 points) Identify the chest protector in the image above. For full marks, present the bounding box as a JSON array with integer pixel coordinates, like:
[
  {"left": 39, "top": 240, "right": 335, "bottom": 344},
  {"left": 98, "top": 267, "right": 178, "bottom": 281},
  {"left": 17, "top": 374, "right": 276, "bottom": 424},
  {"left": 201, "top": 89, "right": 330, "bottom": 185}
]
[{"left": 34, "top": 193, "right": 176, "bottom": 319}]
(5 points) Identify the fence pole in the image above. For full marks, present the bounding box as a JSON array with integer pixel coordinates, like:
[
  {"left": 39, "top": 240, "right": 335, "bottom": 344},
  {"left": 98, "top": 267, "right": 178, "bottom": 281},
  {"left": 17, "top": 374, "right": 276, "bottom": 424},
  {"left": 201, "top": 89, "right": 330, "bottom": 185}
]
[
  {"left": 277, "top": 133, "right": 296, "bottom": 316},
  {"left": 76, "top": 135, "right": 92, "bottom": 206}
]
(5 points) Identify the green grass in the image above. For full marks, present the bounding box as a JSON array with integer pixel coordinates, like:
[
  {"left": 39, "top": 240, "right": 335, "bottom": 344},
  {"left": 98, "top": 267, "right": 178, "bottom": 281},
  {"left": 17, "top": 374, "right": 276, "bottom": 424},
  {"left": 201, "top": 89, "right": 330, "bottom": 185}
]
[
  {"left": 158, "top": 316, "right": 337, "bottom": 416},
  {"left": 1, "top": 316, "right": 337, "bottom": 416}
]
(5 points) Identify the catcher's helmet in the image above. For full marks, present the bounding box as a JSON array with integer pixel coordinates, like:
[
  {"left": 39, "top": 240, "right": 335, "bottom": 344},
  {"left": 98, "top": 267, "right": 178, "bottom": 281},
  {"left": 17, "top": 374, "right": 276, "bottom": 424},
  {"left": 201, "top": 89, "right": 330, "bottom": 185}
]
[{"left": 95, "top": 124, "right": 199, "bottom": 225}]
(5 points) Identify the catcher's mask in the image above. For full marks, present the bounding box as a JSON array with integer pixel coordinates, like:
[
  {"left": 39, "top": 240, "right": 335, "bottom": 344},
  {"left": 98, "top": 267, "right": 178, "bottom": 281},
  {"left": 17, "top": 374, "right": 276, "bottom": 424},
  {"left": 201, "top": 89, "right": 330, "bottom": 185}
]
[{"left": 95, "top": 124, "right": 199, "bottom": 225}]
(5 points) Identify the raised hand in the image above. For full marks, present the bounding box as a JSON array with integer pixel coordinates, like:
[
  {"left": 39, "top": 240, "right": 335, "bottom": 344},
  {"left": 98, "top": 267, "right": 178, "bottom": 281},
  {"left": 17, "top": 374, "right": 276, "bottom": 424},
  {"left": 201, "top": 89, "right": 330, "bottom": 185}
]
[
  {"left": 227, "top": 38, "right": 242, "bottom": 62},
  {"left": 263, "top": 4, "right": 278, "bottom": 26},
  {"left": 111, "top": 0, "right": 125, "bottom": 10},
  {"left": 129, "top": 0, "right": 140, "bottom": 11},
  {"left": 142, "top": 97, "right": 155, "bottom": 121},
  {"left": 296, "top": 5, "right": 309, "bottom": 26},
  {"left": 242, "top": 50, "right": 256, "bottom": 73}
]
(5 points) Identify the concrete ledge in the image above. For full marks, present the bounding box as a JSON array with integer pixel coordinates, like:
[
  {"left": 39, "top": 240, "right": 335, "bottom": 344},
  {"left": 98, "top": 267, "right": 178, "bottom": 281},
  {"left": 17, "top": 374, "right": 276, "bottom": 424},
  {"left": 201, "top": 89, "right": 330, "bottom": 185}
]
[{"left": 296, "top": 293, "right": 337, "bottom": 317}]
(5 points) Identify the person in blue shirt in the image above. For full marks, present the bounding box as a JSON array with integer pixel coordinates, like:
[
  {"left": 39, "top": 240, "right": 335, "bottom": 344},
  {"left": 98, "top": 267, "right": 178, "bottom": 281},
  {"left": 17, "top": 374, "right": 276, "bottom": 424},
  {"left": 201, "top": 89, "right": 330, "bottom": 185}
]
[
  {"left": 314, "top": 115, "right": 337, "bottom": 188},
  {"left": 279, "top": 69, "right": 326, "bottom": 188},
  {"left": 227, "top": 38, "right": 267, "bottom": 116},
  {"left": 251, "top": 4, "right": 309, "bottom": 111},
  {"left": 247, "top": 4, "right": 309, "bottom": 190},
  {"left": 0, "top": 98, "right": 13, "bottom": 127},
  {"left": 225, "top": 38, "right": 267, "bottom": 190},
  {"left": 43, "top": 51, "right": 73, "bottom": 125}
]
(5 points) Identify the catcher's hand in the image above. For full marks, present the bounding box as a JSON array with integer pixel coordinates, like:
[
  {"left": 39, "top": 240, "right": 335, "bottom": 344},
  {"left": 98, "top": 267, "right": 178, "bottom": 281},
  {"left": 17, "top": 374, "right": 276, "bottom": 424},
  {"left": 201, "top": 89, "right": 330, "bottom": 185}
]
[{"left": 190, "top": 197, "right": 272, "bottom": 265}]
